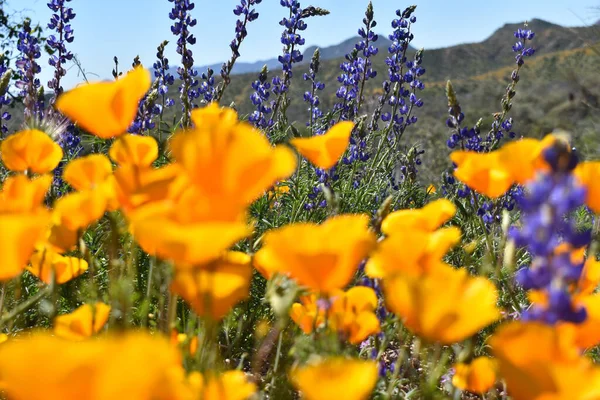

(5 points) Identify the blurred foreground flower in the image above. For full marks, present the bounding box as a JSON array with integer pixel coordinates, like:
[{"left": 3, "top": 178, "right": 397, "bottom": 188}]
[
  {"left": 0, "top": 129, "right": 63, "bottom": 174},
  {"left": 290, "top": 121, "right": 354, "bottom": 169},
  {"left": 0, "top": 332, "right": 191, "bottom": 400},
  {"left": 491, "top": 322, "right": 600, "bottom": 400},
  {"left": 384, "top": 265, "right": 500, "bottom": 344},
  {"left": 291, "top": 357, "right": 378, "bottom": 400},
  {"left": 54, "top": 302, "right": 111, "bottom": 341},
  {"left": 171, "top": 251, "right": 252, "bottom": 320},
  {"left": 254, "top": 214, "right": 376, "bottom": 293},
  {"left": 452, "top": 357, "right": 497, "bottom": 395},
  {"left": 56, "top": 66, "right": 151, "bottom": 138}
]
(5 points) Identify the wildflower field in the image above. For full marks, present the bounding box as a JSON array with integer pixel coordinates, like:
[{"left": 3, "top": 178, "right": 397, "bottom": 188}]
[{"left": 0, "top": 0, "right": 600, "bottom": 399}]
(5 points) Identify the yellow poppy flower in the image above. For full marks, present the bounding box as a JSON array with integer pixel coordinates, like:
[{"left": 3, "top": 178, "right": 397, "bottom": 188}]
[
  {"left": 56, "top": 66, "right": 151, "bottom": 139},
  {"left": 53, "top": 189, "right": 108, "bottom": 231},
  {"left": 450, "top": 150, "right": 513, "bottom": 198},
  {"left": 381, "top": 199, "right": 456, "bottom": 235},
  {"left": 384, "top": 265, "right": 500, "bottom": 344},
  {"left": 171, "top": 251, "right": 252, "bottom": 320},
  {"left": 365, "top": 227, "right": 461, "bottom": 279},
  {"left": 291, "top": 358, "right": 378, "bottom": 400},
  {"left": 0, "top": 174, "right": 52, "bottom": 213},
  {"left": 28, "top": 249, "right": 88, "bottom": 284},
  {"left": 253, "top": 215, "right": 376, "bottom": 293},
  {"left": 62, "top": 154, "right": 113, "bottom": 191},
  {"left": 169, "top": 103, "right": 297, "bottom": 207},
  {"left": 109, "top": 134, "right": 159, "bottom": 167},
  {"left": 574, "top": 161, "right": 600, "bottom": 214},
  {"left": 329, "top": 286, "right": 381, "bottom": 344},
  {"left": 451, "top": 137, "right": 555, "bottom": 198},
  {"left": 54, "top": 302, "right": 111, "bottom": 341},
  {"left": 0, "top": 129, "right": 63, "bottom": 173},
  {"left": 452, "top": 357, "right": 497, "bottom": 395},
  {"left": 46, "top": 219, "right": 79, "bottom": 253},
  {"left": 187, "top": 370, "right": 256, "bottom": 400},
  {"left": 113, "top": 163, "right": 189, "bottom": 216},
  {"left": 290, "top": 121, "right": 354, "bottom": 170},
  {"left": 132, "top": 215, "right": 251, "bottom": 267},
  {"left": 290, "top": 293, "right": 328, "bottom": 334},
  {"left": 490, "top": 321, "right": 600, "bottom": 400},
  {"left": 0, "top": 332, "right": 190, "bottom": 400},
  {"left": 0, "top": 212, "right": 50, "bottom": 281}
]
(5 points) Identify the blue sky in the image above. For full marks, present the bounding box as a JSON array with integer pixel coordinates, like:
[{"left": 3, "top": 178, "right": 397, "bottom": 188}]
[{"left": 5, "top": 0, "right": 599, "bottom": 89}]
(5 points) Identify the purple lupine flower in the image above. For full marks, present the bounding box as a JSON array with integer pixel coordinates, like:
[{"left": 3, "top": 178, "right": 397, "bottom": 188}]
[
  {"left": 168, "top": 0, "right": 199, "bottom": 127},
  {"left": 269, "top": 0, "right": 307, "bottom": 127},
  {"left": 303, "top": 48, "right": 325, "bottom": 132},
  {"left": 511, "top": 139, "right": 589, "bottom": 324},
  {"left": 443, "top": 25, "right": 536, "bottom": 224},
  {"left": 153, "top": 40, "right": 175, "bottom": 128},
  {"left": 16, "top": 19, "right": 43, "bottom": 121},
  {"left": 198, "top": 67, "right": 216, "bottom": 104},
  {"left": 335, "top": 2, "right": 378, "bottom": 122},
  {"left": 215, "top": 0, "right": 263, "bottom": 102},
  {"left": 248, "top": 65, "right": 273, "bottom": 130},
  {"left": 0, "top": 63, "right": 13, "bottom": 138},
  {"left": 369, "top": 5, "right": 424, "bottom": 143},
  {"left": 47, "top": 0, "right": 75, "bottom": 103}
]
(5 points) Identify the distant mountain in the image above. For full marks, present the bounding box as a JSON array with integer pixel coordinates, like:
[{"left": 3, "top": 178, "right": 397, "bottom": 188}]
[{"left": 179, "top": 33, "right": 397, "bottom": 78}]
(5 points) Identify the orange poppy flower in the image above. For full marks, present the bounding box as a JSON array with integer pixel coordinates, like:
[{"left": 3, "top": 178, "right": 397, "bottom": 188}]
[
  {"left": 0, "top": 129, "right": 63, "bottom": 174},
  {"left": 365, "top": 227, "right": 461, "bottom": 279},
  {"left": 53, "top": 190, "right": 108, "bottom": 231},
  {"left": 0, "top": 174, "right": 52, "bottom": 213},
  {"left": 109, "top": 134, "right": 159, "bottom": 167},
  {"left": 329, "top": 286, "right": 381, "bottom": 344},
  {"left": 28, "top": 249, "right": 88, "bottom": 284},
  {"left": 171, "top": 252, "right": 252, "bottom": 320},
  {"left": 290, "top": 121, "right": 354, "bottom": 170},
  {"left": 0, "top": 213, "right": 50, "bottom": 281},
  {"left": 54, "top": 302, "right": 111, "bottom": 341},
  {"left": 291, "top": 358, "right": 378, "bottom": 400},
  {"left": 188, "top": 370, "right": 256, "bottom": 400},
  {"left": 452, "top": 357, "right": 497, "bottom": 395},
  {"left": 574, "top": 161, "right": 600, "bottom": 214},
  {"left": 56, "top": 66, "right": 151, "bottom": 139},
  {"left": 62, "top": 154, "right": 113, "bottom": 191},
  {"left": 451, "top": 136, "right": 555, "bottom": 198},
  {"left": 0, "top": 332, "right": 190, "bottom": 400},
  {"left": 169, "top": 103, "right": 297, "bottom": 208},
  {"left": 290, "top": 293, "right": 328, "bottom": 334},
  {"left": 113, "top": 163, "right": 189, "bottom": 216},
  {"left": 132, "top": 214, "right": 252, "bottom": 267},
  {"left": 46, "top": 219, "right": 79, "bottom": 253},
  {"left": 450, "top": 151, "right": 513, "bottom": 198},
  {"left": 253, "top": 214, "right": 376, "bottom": 293},
  {"left": 490, "top": 321, "right": 600, "bottom": 400},
  {"left": 384, "top": 265, "right": 500, "bottom": 344},
  {"left": 381, "top": 199, "right": 456, "bottom": 235}
]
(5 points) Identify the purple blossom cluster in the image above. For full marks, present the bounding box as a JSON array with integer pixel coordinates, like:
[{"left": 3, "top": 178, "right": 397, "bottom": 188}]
[
  {"left": 168, "top": 0, "right": 199, "bottom": 126},
  {"left": 249, "top": 66, "right": 273, "bottom": 130},
  {"left": 512, "top": 141, "right": 590, "bottom": 324},
  {"left": 335, "top": 2, "right": 379, "bottom": 122},
  {"left": 153, "top": 40, "right": 175, "bottom": 116},
  {"left": 367, "top": 5, "right": 425, "bottom": 148},
  {"left": 15, "top": 19, "right": 43, "bottom": 120},
  {"left": 303, "top": 49, "right": 325, "bottom": 131},
  {"left": 216, "top": 0, "right": 262, "bottom": 103},
  {"left": 47, "top": 0, "right": 75, "bottom": 102},
  {"left": 270, "top": 0, "right": 307, "bottom": 124},
  {"left": 0, "top": 63, "right": 13, "bottom": 137}
]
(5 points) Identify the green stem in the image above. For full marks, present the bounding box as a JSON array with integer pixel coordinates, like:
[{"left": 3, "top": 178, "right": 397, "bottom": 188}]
[{"left": 0, "top": 287, "right": 52, "bottom": 328}]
